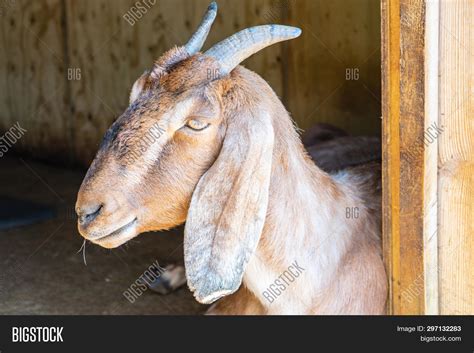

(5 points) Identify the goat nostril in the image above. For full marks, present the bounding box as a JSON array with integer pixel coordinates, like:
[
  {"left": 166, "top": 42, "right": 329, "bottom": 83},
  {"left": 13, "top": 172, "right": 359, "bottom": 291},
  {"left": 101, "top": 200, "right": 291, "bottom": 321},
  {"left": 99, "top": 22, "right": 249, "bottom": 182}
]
[{"left": 77, "top": 205, "right": 103, "bottom": 226}]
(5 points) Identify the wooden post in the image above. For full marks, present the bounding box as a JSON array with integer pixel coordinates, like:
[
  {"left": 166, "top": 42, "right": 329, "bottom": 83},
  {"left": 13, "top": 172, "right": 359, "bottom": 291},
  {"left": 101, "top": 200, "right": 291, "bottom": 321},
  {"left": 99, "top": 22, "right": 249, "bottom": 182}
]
[
  {"left": 381, "top": 0, "right": 402, "bottom": 315},
  {"left": 382, "top": 0, "right": 428, "bottom": 314}
]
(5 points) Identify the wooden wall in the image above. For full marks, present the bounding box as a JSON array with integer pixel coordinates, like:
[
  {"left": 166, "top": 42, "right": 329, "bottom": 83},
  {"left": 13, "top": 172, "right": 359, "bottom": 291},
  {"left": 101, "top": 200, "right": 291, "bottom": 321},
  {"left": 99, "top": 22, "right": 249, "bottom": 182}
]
[
  {"left": 0, "top": 0, "right": 70, "bottom": 159},
  {"left": 438, "top": 0, "right": 474, "bottom": 315},
  {"left": 0, "top": 0, "right": 381, "bottom": 166}
]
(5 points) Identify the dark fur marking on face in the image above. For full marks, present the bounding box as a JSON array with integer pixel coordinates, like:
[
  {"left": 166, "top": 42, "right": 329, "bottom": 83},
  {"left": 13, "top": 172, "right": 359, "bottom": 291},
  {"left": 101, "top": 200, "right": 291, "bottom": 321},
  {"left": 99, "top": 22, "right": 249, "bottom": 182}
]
[
  {"left": 100, "top": 120, "right": 121, "bottom": 150},
  {"left": 96, "top": 48, "right": 224, "bottom": 169},
  {"left": 97, "top": 93, "right": 161, "bottom": 161}
]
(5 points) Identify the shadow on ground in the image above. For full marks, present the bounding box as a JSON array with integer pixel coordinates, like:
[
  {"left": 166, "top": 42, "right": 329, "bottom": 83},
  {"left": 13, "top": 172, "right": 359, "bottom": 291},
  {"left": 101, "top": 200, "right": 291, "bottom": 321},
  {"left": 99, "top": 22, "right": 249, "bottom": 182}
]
[{"left": 0, "top": 156, "right": 206, "bottom": 315}]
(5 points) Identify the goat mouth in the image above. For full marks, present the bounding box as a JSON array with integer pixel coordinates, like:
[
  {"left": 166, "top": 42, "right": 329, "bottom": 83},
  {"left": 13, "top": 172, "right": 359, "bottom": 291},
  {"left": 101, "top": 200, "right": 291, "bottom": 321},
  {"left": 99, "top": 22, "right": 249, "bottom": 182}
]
[{"left": 91, "top": 217, "right": 138, "bottom": 243}]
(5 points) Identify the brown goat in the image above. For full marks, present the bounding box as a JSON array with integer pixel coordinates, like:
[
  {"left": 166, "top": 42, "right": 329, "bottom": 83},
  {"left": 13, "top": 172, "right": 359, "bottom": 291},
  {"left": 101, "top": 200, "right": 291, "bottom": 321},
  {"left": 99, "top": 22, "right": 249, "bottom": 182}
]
[{"left": 76, "top": 2, "right": 387, "bottom": 314}]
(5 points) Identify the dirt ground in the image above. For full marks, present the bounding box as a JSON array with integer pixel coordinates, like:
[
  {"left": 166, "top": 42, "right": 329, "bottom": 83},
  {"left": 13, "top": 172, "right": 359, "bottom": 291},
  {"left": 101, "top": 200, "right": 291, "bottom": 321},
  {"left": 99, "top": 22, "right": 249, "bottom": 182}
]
[{"left": 0, "top": 155, "right": 206, "bottom": 315}]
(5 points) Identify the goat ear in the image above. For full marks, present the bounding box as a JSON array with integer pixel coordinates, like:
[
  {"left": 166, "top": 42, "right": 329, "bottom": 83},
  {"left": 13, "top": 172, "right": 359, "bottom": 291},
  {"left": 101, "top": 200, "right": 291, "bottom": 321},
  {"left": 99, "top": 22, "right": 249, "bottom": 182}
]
[
  {"left": 129, "top": 71, "right": 149, "bottom": 104},
  {"left": 184, "top": 110, "right": 274, "bottom": 304}
]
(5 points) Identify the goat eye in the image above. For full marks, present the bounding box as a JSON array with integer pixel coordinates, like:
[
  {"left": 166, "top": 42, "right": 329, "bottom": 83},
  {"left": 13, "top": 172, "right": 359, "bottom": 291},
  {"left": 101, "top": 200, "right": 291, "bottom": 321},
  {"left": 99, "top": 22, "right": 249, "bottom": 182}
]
[{"left": 185, "top": 119, "right": 210, "bottom": 131}]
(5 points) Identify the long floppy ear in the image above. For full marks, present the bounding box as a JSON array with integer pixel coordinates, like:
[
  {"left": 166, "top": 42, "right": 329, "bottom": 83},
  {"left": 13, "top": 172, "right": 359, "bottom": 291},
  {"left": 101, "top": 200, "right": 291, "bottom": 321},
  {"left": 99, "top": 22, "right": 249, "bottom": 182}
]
[{"left": 184, "top": 110, "right": 274, "bottom": 304}]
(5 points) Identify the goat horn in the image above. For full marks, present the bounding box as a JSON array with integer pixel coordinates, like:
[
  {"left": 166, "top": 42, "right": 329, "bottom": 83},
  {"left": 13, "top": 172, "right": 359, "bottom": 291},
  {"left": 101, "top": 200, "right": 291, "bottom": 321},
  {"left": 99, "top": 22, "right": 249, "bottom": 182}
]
[
  {"left": 205, "top": 25, "right": 302, "bottom": 75},
  {"left": 184, "top": 2, "right": 218, "bottom": 55}
]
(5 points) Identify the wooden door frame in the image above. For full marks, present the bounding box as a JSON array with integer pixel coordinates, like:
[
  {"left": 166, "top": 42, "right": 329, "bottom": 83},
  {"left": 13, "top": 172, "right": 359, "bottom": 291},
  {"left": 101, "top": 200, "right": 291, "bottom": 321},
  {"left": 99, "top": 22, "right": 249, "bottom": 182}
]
[
  {"left": 382, "top": 0, "right": 474, "bottom": 315},
  {"left": 381, "top": 0, "right": 439, "bottom": 315}
]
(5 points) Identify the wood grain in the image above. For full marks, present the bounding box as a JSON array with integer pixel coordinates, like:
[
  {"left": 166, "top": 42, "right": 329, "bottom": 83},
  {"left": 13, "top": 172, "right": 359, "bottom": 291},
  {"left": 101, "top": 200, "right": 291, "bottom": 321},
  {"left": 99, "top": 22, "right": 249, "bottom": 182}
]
[
  {"left": 423, "top": 0, "right": 439, "bottom": 315},
  {"left": 286, "top": 0, "right": 381, "bottom": 135},
  {"left": 398, "top": 0, "right": 426, "bottom": 315},
  {"left": 0, "top": 0, "right": 70, "bottom": 160},
  {"left": 381, "top": 0, "right": 401, "bottom": 315},
  {"left": 382, "top": 0, "right": 428, "bottom": 315},
  {"left": 438, "top": 0, "right": 474, "bottom": 315}
]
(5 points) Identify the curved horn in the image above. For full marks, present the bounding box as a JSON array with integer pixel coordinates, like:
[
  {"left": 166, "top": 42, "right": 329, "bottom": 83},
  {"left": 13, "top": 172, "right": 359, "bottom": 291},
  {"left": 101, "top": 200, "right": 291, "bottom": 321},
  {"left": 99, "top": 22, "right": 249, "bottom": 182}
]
[
  {"left": 184, "top": 2, "right": 218, "bottom": 55},
  {"left": 205, "top": 25, "right": 301, "bottom": 75}
]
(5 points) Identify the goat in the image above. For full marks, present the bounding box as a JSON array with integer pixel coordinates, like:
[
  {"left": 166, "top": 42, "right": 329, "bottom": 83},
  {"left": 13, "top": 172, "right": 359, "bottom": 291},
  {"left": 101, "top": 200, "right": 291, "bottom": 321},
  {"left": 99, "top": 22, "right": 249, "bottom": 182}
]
[{"left": 75, "top": 2, "right": 387, "bottom": 314}]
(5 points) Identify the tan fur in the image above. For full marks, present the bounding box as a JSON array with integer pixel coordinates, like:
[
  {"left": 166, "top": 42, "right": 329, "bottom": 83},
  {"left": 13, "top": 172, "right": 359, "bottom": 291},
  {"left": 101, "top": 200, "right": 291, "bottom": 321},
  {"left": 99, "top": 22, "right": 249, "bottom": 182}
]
[
  {"left": 206, "top": 286, "right": 266, "bottom": 315},
  {"left": 76, "top": 46, "right": 387, "bottom": 314}
]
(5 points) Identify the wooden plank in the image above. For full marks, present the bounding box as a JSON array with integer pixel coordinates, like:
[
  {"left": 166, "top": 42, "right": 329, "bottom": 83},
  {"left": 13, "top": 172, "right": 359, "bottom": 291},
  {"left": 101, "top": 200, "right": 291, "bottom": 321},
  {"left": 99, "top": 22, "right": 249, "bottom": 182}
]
[
  {"left": 65, "top": 0, "right": 282, "bottom": 165},
  {"left": 398, "top": 0, "right": 427, "bottom": 315},
  {"left": 382, "top": 0, "right": 427, "bottom": 315},
  {"left": 381, "top": 0, "right": 401, "bottom": 315},
  {"left": 438, "top": 0, "right": 474, "bottom": 315},
  {"left": 287, "top": 0, "right": 381, "bottom": 135},
  {"left": 423, "top": 0, "right": 439, "bottom": 315},
  {"left": 0, "top": 0, "right": 70, "bottom": 160}
]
